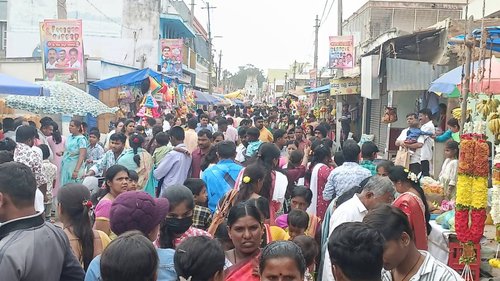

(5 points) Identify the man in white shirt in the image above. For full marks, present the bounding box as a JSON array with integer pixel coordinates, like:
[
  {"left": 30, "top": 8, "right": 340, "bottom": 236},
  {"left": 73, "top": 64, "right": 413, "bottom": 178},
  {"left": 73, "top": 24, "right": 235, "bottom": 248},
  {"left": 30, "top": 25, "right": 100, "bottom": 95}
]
[
  {"left": 364, "top": 205, "right": 462, "bottom": 281},
  {"left": 321, "top": 176, "right": 395, "bottom": 281},
  {"left": 418, "top": 108, "right": 435, "bottom": 177},
  {"left": 395, "top": 113, "right": 425, "bottom": 175},
  {"left": 46, "top": 48, "right": 58, "bottom": 69},
  {"left": 68, "top": 48, "right": 81, "bottom": 69}
]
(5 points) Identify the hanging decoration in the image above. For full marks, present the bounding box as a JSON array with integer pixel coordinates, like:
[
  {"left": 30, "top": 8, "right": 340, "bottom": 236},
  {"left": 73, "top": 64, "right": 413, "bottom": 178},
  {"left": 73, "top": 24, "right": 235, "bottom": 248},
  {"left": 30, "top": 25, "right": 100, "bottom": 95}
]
[
  {"left": 489, "top": 149, "right": 500, "bottom": 268},
  {"left": 455, "top": 121, "right": 488, "bottom": 280}
]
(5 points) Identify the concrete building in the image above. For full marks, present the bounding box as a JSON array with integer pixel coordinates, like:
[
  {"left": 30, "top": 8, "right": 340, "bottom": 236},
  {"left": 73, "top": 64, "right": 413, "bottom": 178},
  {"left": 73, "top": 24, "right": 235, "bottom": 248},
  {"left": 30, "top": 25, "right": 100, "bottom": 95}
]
[
  {"left": 466, "top": 0, "right": 500, "bottom": 19},
  {"left": 2, "top": 0, "right": 210, "bottom": 88},
  {"left": 0, "top": 0, "right": 6, "bottom": 58},
  {"left": 340, "top": 0, "right": 466, "bottom": 152}
]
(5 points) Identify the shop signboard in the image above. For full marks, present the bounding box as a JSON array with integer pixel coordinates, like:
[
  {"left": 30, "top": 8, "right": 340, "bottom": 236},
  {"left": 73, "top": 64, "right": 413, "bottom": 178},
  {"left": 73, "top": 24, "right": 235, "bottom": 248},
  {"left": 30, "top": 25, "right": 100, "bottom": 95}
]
[
  {"left": 330, "top": 77, "right": 361, "bottom": 95},
  {"left": 329, "top": 35, "right": 354, "bottom": 69},
  {"left": 40, "top": 19, "right": 84, "bottom": 83},
  {"left": 159, "top": 39, "right": 183, "bottom": 78}
]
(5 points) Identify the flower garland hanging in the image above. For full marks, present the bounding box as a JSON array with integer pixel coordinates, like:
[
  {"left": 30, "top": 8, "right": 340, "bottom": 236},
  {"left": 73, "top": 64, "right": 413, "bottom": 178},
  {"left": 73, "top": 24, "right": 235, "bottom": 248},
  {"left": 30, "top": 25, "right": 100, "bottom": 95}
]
[
  {"left": 489, "top": 151, "right": 500, "bottom": 267},
  {"left": 455, "top": 125, "right": 488, "bottom": 280}
]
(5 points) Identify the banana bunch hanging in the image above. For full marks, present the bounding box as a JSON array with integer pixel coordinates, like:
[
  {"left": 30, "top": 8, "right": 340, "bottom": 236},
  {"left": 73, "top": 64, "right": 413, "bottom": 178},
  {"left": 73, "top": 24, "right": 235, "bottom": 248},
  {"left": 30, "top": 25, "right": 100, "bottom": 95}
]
[
  {"left": 488, "top": 112, "right": 500, "bottom": 136},
  {"left": 477, "top": 98, "right": 500, "bottom": 120},
  {"left": 452, "top": 107, "right": 471, "bottom": 121}
]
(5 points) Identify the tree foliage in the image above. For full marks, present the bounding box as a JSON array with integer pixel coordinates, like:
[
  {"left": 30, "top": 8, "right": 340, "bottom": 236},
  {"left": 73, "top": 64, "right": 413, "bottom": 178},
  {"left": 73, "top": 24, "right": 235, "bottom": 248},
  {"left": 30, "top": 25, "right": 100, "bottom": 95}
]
[{"left": 228, "top": 64, "right": 265, "bottom": 89}]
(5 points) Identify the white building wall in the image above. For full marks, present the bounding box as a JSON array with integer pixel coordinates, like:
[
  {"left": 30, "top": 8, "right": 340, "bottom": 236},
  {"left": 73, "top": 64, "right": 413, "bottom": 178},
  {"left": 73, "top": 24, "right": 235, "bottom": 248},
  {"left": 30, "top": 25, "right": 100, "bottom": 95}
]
[
  {"left": 466, "top": 0, "right": 500, "bottom": 18},
  {"left": 6, "top": 0, "right": 160, "bottom": 70}
]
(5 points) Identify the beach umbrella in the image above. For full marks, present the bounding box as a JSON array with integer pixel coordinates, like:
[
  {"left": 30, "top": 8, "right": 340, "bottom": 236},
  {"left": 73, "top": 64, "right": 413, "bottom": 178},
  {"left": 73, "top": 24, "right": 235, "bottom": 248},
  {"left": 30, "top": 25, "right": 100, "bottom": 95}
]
[
  {"left": 194, "top": 90, "right": 214, "bottom": 105},
  {"left": 5, "top": 81, "right": 118, "bottom": 116},
  {"left": 429, "top": 57, "right": 500, "bottom": 96}
]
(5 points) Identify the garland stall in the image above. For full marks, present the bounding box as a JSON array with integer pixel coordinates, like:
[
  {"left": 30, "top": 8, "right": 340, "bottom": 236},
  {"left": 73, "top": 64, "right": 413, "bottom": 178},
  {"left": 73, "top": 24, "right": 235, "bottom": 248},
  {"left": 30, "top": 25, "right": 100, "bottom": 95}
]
[{"left": 455, "top": 122, "right": 488, "bottom": 280}]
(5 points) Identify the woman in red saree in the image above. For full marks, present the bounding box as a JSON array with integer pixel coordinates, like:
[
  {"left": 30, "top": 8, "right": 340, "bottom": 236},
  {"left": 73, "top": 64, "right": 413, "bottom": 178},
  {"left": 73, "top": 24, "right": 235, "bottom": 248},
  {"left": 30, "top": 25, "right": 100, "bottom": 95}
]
[
  {"left": 389, "top": 166, "right": 431, "bottom": 250},
  {"left": 224, "top": 203, "right": 263, "bottom": 281}
]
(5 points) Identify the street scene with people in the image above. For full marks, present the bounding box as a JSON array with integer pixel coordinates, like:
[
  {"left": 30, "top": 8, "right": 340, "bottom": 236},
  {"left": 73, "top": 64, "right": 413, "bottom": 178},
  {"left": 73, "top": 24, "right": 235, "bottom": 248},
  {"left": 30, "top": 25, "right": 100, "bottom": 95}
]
[{"left": 1, "top": 0, "right": 500, "bottom": 280}]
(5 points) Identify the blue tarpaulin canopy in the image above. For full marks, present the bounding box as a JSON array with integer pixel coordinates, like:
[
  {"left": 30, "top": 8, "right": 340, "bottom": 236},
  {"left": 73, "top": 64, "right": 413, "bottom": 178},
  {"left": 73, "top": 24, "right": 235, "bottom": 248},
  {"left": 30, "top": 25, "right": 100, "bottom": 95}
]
[
  {"left": 305, "top": 84, "right": 331, "bottom": 93},
  {"left": 450, "top": 26, "right": 500, "bottom": 52},
  {"left": 0, "top": 73, "right": 48, "bottom": 96},
  {"left": 90, "top": 68, "right": 162, "bottom": 92}
]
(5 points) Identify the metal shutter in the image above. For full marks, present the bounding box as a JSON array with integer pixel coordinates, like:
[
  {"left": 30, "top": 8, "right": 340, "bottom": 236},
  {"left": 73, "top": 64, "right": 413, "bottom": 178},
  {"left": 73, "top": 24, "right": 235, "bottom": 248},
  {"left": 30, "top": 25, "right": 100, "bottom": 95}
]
[{"left": 368, "top": 93, "right": 388, "bottom": 152}]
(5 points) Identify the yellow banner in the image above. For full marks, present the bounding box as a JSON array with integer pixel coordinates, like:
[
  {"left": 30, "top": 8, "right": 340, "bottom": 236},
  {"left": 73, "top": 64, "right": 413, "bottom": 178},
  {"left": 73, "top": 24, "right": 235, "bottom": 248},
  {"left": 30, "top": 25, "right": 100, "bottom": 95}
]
[{"left": 330, "top": 77, "right": 360, "bottom": 95}]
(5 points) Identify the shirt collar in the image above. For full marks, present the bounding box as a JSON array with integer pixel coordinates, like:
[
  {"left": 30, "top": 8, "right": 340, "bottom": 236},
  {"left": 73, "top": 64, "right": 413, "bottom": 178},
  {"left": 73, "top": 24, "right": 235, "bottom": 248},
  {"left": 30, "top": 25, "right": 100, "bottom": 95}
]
[
  {"left": 175, "top": 143, "right": 186, "bottom": 148},
  {"left": 351, "top": 194, "right": 368, "bottom": 214},
  {"left": 413, "top": 251, "right": 433, "bottom": 277},
  {"left": 218, "top": 159, "right": 236, "bottom": 164},
  {"left": 1, "top": 212, "right": 41, "bottom": 227}
]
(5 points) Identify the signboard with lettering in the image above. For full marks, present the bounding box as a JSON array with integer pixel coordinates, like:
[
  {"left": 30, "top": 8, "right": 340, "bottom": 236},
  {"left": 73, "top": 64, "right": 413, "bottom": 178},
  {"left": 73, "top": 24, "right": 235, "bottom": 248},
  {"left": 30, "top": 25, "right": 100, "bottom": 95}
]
[
  {"left": 330, "top": 77, "right": 361, "bottom": 95},
  {"left": 329, "top": 35, "right": 354, "bottom": 69}
]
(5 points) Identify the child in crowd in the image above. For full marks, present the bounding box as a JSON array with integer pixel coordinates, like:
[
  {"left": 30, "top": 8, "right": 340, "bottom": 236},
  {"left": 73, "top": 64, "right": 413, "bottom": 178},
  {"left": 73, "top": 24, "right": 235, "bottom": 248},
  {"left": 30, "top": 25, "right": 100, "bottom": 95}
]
[
  {"left": 275, "top": 186, "right": 321, "bottom": 240},
  {"left": 152, "top": 132, "right": 172, "bottom": 166},
  {"left": 100, "top": 231, "right": 158, "bottom": 281},
  {"left": 174, "top": 236, "right": 225, "bottom": 281},
  {"left": 333, "top": 151, "right": 344, "bottom": 167},
  {"left": 128, "top": 170, "right": 139, "bottom": 191},
  {"left": 39, "top": 144, "right": 57, "bottom": 221},
  {"left": 439, "top": 140, "right": 459, "bottom": 198},
  {"left": 184, "top": 178, "right": 212, "bottom": 230},
  {"left": 215, "top": 221, "right": 234, "bottom": 251},
  {"left": 376, "top": 160, "right": 394, "bottom": 177},
  {"left": 292, "top": 235, "right": 319, "bottom": 281},
  {"left": 287, "top": 209, "right": 309, "bottom": 240},
  {"left": 405, "top": 127, "right": 433, "bottom": 144},
  {"left": 245, "top": 127, "right": 262, "bottom": 158},
  {"left": 86, "top": 130, "right": 104, "bottom": 171},
  {"left": 360, "top": 141, "right": 379, "bottom": 175}
]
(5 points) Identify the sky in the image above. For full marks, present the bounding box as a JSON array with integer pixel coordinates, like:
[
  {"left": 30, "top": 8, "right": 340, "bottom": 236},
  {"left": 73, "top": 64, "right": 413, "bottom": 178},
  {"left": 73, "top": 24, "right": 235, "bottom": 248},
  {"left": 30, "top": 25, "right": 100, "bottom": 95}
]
[{"left": 194, "top": 0, "right": 366, "bottom": 74}]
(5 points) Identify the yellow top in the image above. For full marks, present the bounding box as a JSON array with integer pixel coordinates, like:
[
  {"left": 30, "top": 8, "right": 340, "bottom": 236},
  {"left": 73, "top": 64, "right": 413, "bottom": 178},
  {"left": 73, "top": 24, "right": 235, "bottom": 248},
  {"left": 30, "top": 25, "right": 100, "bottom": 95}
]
[{"left": 259, "top": 128, "right": 274, "bottom": 143}]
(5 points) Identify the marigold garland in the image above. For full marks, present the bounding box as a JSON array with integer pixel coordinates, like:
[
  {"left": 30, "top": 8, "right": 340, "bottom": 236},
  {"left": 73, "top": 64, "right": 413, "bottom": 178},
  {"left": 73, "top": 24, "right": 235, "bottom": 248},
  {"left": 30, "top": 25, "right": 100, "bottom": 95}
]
[{"left": 455, "top": 133, "right": 488, "bottom": 273}]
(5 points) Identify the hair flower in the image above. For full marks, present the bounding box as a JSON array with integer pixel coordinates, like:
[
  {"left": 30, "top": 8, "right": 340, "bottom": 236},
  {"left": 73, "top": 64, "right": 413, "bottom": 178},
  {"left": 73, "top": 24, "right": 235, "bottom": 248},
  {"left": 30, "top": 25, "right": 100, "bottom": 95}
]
[
  {"left": 407, "top": 171, "right": 418, "bottom": 183},
  {"left": 243, "top": 176, "right": 251, "bottom": 184},
  {"left": 132, "top": 137, "right": 140, "bottom": 144},
  {"left": 82, "top": 200, "right": 93, "bottom": 208}
]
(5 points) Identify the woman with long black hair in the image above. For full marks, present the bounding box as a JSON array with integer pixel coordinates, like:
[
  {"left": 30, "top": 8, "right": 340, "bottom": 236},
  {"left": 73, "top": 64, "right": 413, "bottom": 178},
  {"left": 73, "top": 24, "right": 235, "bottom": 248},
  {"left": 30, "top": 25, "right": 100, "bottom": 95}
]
[
  {"left": 59, "top": 183, "right": 110, "bottom": 270},
  {"left": 389, "top": 165, "right": 431, "bottom": 250},
  {"left": 236, "top": 143, "right": 288, "bottom": 225},
  {"left": 304, "top": 140, "right": 333, "bottom": 219}
]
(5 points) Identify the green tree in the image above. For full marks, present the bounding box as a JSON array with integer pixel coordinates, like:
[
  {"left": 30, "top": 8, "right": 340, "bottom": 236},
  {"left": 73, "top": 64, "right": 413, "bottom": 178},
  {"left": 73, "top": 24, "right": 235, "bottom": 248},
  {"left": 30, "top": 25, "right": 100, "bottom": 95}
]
[{"left": 229, "top": 64, "right": 265, "bottom": 89}]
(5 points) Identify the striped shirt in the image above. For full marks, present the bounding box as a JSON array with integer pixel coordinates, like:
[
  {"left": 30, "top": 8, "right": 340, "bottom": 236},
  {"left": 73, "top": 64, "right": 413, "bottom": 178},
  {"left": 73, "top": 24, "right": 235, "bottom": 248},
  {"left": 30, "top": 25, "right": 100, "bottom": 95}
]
[{"left": 382, "top": 251, "right": 462, "bottom": 281}]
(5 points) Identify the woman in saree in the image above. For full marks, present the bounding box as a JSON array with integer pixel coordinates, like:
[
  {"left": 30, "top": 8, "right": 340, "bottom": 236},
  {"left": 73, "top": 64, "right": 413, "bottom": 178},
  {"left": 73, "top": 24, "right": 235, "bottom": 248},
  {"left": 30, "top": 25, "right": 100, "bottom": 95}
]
[
  {"left": 117, "top": 133, "right": 155, "bottom": 196},
  {"left": 60, "top": 119, "right": 87, "bottom": 187},
  {"left": 225, "top": 202, "right": 263, "bottom": 281},
  {"left": 389, "top": 165, "right": 431, "bottom": 250}
]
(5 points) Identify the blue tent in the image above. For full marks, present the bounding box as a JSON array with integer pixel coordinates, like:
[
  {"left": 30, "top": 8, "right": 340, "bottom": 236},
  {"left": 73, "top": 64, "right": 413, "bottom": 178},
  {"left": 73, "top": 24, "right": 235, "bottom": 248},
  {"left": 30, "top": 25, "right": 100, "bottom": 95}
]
[
  {"left": 0, "top": 73, "right": 48, "bottom": 96},
  {"left": 450, "top": 26, "right": 500, "bottom": 52},
  {"left": 194, "top": 90, "right": 218, "bottom": 105},
  {"left": 88, "top": 68, "right": 163, "bottom": 128}
]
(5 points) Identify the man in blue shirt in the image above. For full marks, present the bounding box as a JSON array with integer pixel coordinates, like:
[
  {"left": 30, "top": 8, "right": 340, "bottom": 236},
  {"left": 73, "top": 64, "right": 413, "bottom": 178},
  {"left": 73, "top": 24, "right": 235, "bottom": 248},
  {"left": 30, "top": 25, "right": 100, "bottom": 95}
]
[
  {"left": 195, "top": 113, "right": 215, "bottom": 133},
  {"left": 202, "top": 140, "right": 243, "bottom": 212}
]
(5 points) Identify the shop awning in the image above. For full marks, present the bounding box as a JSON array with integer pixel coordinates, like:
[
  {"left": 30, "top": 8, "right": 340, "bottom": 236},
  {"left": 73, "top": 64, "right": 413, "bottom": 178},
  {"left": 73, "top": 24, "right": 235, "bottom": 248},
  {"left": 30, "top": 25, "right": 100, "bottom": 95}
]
[
  {"left": 306, "top": 84, "right": 330, "bottom": 93},
  {"left": 160, "top": 14, "right": 196, "bottom": 38},
  {"left": 0, "top": 73, "right": 49, "bottom": 96}
]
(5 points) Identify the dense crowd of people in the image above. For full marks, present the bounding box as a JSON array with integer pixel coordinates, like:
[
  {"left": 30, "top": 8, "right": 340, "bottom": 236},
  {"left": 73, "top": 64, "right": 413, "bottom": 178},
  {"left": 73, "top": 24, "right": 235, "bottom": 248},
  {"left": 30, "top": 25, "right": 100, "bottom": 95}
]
[{"left": 0, "top": 104, "right": 462, "bottom": 281}]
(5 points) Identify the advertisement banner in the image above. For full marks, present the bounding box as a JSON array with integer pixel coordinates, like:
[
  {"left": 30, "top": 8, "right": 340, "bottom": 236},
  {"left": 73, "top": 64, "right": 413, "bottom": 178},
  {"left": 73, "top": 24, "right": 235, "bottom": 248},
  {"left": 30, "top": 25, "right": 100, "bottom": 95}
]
[
  {"left": 309, "top": 69, "right": 317, "bottom": 88},
  {"left": 329, "top": 35, "right": 354, "bottom": 69},
  {"left": 330, "top": 77, "right": 361, "bottom": 95},
  {"left": 159, "top": 39, "right": 183, "bottom": 78},
  {"left": 40, "top": 19, "right": 84, "bottom": 83}
]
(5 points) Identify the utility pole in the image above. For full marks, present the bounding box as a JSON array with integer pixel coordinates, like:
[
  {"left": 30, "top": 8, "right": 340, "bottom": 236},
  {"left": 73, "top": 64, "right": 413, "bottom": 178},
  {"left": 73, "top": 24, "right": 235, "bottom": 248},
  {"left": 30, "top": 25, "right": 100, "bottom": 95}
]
[
  {"left": 292, "top": 60, "right": 297, "bottom": 90},
  {"left": 57, "top": 0, "right": 67, "bottom": 19},
  {"left": 313, "top": 15, "right": 320, "bottom": 88},
  {"left": 335, "top": 0, "right": 343, "bottom": 151},
  {"left": 284, "top": 73, "right": 288, "bottom": 95},
  {"left": 190, "top": 0, "right": 195, "bottom": 25},
  {"left": 202, "top": 2, "right": 216, "bottom": 95},
  {"left": 218, "top": 50, "right": 222, "bottom": 88}
]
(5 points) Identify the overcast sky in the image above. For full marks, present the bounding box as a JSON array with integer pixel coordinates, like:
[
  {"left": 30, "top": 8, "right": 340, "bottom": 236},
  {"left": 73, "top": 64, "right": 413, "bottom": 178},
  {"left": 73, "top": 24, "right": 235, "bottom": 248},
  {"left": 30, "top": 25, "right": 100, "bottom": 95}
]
[{"left": 195, "top": 0, "right": 366, "bottom": 73}]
